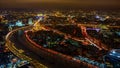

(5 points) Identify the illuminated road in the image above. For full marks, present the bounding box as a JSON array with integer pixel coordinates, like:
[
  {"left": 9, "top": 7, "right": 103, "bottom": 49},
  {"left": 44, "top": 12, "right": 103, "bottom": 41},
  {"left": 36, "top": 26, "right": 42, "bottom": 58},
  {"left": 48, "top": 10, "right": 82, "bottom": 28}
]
[
  {"left": 6, "top": 26, "right": 92, "bottom": 68},
  {"left": 6, "top": 25, "right": 82, "bottom": 68},
  {"left": 77, "top": 24, "right": 120, "bottom": 28},
  {"left": 5, "top": 22, "right": 119, "bottom": 68},
  {"left": 45, "top": 26, "right": 107, "bottom": 50},
  {"left": 42, "top": 23, "right": 120, "bottom": 29},
  {"left": 44, "top": 26, "right": 90, "bottom": 45},
  {"left": 45, "top": 23, "right": 119, "bottom": 50},
  {"left": 25, "top": 27, "right": 98, "bottom": 68},
  {"left": 78, "top": 25, "right": 108, "bottom": 50},
  {"left": 39, "top": 23, "right": 118, "bottom": 51},
  {"left": 10, "top": 29, "right": 62, "bottom": 68},
  {"left": 5, "top": 26, "right": 47, "bottom": 68}
]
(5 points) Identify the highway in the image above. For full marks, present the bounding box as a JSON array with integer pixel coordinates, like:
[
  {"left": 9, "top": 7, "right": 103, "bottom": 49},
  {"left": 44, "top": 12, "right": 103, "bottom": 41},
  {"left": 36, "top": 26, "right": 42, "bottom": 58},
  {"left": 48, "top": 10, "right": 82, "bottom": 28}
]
[
  {"left": 39, "top": 23, "right": 120, "bottom": 51},
  {"left": 5, "top": 22, "right": 119, "bottom": 68},
  {"left": 45, "top": 25, "right": 107, "bottom": 50},
  {"left": 6, "top": 26, "right": 80, "bottom": 68},
  {"left": 5, "top": 26, "right": 48, "bottom": 68},
  {"left": 5, "top": 24, "right": 98, "bottom": 68},
  {"left": 25, "top": 27, "right": 98, "bottom": 68},
  {"left": 41, "top": 23, "right": 120, "bottom": 28},
  {"left": 79, "top": 25, "right": 108, "bottom": 50},
  {"left": 10, "top": 29, "right": 61, "bottom": 68}
]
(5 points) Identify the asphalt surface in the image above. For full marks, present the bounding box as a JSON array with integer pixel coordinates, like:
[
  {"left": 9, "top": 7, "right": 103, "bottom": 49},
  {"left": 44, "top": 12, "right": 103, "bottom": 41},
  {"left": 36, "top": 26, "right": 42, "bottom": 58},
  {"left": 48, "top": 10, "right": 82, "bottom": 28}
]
[{"left": 9, "top": 29, "right": 65, "bottom": 68}]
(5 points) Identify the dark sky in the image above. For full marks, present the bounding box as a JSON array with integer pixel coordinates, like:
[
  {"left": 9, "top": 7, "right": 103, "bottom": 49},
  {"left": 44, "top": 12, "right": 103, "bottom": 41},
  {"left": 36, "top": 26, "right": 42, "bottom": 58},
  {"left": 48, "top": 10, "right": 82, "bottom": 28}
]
[{"left": 0, "top": 0, "right": 120, "bottom": 9}]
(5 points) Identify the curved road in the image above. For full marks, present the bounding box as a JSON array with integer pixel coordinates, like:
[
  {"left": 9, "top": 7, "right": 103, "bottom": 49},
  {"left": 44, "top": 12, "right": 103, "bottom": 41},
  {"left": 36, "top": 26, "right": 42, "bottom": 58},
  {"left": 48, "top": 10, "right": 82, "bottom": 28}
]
[
  {"left": 6, "top": 26, "right": 48, "bottom": 68},
  {"left": 6, "top": 23, "right": 119, "bottom": 68},
  {"left": 6, "top": 26, "right": 68, "bottom": 68}
]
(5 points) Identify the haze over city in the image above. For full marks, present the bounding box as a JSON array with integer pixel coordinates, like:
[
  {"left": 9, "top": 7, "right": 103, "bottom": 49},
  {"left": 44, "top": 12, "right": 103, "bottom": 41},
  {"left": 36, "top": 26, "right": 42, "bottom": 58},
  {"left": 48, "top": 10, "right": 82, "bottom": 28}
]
[{"left": 0, "top": 0, "right": 120, "bottom": 9}]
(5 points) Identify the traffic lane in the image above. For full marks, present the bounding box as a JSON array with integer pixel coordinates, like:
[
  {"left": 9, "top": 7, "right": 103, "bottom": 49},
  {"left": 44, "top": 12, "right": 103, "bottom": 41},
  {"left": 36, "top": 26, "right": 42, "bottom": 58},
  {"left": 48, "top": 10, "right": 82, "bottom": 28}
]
[{"left": 9, "top": 30, "right": 62, "bottom": 68}]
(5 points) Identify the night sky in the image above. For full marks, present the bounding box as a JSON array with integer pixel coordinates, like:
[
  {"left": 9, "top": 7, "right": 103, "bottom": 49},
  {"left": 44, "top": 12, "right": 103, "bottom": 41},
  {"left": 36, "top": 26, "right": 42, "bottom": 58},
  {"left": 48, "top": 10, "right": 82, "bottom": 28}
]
[{"left": 0, "top": 0, "right": 120, "bottom": 9}]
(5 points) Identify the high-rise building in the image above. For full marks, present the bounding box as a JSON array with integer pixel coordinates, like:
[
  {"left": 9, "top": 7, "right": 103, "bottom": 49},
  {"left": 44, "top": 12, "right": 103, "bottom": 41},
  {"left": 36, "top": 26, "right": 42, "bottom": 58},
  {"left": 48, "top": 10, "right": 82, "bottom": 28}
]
[
  {"left": 15, "top": 20, "right": 23, "bottom": 26},
  {"left": 28, "top": 18, "right": 33, "bottom": 25}
]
